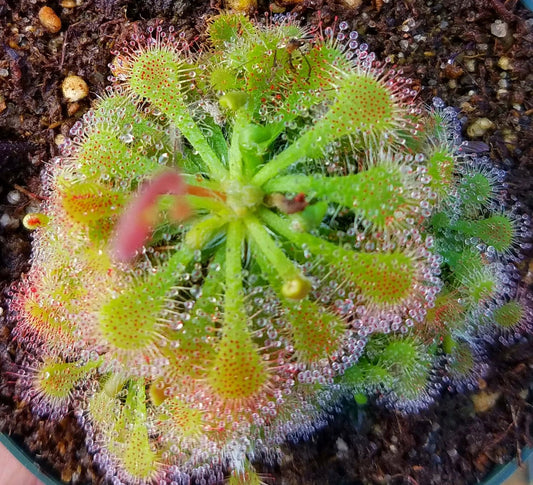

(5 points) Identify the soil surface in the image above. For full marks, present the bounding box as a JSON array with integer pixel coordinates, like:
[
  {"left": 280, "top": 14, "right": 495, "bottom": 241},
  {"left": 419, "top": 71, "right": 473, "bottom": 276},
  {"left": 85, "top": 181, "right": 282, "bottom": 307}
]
[{"left": 1, "top": 0, "right": 532, "bottom": 484}]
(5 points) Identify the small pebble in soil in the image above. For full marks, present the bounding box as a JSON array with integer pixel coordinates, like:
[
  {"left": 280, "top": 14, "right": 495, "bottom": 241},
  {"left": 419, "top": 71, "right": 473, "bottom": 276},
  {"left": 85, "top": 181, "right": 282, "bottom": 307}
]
[
  {"left": 502, "top": 129, "right": 518, "bottom": 147},
  {"left": 335, "top": 437, "right": 349, "bottom": 454},
  {"left": 447, "top": 448, "right": 458, "bottom": 460},
  {"left": 498, "top": 56, "right": 513, "bottom": 71},
  {"left": 400, "top": 18, "right": 416, "bottom": 32},
  {"left": 60, "top": 0, "right": 77, "bottom": 8},
  {"left": 38, "top": 6, "right": 62, "bottom": 33},
  {"left": 471, "top": 390, "right": 501, "bottom": 413},
  {"left": 498, "top": 78, "right": 508, "bottom": 89},
  {"left": 342, "top": 0, "right": 363, "bottom": 7},
  {"left": 269, "top": 2, "right": 285, "bottom": 14},
  {"left": 444, "top": 63, "right": 464, "bottom": 79},
  {"left": 25, "top": 201, "right": 42, "bottom": 214},
  {"left": 490, "top": 20, "right": 508, "bottom": 38},
  {"left": 461, "top": 101, "right": 476, "bottom": 113},
  {"left": 464, "top": 59, "right": 476, "bottom": 72},
  {"left": 497, "top": 89, "right": 509, "bottom": 101},
  {"left": 222, "top": 0, "right": 257, "bottom": 13},
  {"left": 55, "top": 134, "right": 66, "bottom": 146},
  {"left": 67, "top": 101, "right": 81, "bottom": 116},
  {"left": 467, "top": 118, "right": 494, "bottom": 138},
  {"left": 61, "top": 75, "right": 89, "bottom": 102},
  {"left": 6, "top": 190, "right": 21, "bottom": 204},
  {"left": 0, "top": 213, "right": 20, "bottom": 230}
]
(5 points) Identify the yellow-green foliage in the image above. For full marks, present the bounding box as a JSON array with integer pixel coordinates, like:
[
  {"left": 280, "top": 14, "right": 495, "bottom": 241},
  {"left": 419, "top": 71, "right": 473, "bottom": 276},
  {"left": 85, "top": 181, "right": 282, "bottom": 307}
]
[{"left": 11, "top": 13, "right": 530, "bottom": 484}]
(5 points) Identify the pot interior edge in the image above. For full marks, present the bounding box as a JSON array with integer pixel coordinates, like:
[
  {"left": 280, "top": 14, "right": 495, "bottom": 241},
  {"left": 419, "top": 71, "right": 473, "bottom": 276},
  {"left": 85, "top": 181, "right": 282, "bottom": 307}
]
[{"left": 0, "top": 432, "right": 65, "bottom": 485}]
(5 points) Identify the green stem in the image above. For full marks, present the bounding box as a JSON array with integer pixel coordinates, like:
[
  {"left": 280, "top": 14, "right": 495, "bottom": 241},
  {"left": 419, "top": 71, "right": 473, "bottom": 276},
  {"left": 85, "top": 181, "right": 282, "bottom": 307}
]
[
  {"left": 166, "top": 105, "right": 228, "bottom": 181},
  {"left": 262, "top": 174, "right": 314, "bottom": 194},
  {"left": 252, "top": 128, "right": 321, "bottom": 186},
  {"left": 259, "top": 207, "right": 331, "bottom": 255},
  {"left": 224, "top": 220, "right": 245, "bottom": 330},
  {"left": 262, "top": 174, "right": 322, "bottom": 195},
  {"left": 260, "top": 207, "right": 354, "bottom": 270},
  {"left": 228, "top": 109, "right": 250, "bottom": 179},
  {"left": 244, "top": 215, "right": 302, "bottom": 283},
  {"left": 260, "top": 207, "right": 369, "bottom": 269},
  {"left": 184, "top": 214, "right": 228, "bottom": 249},
  {"left": 182, "top": 174, "right": 223, "bottom": 192},
  {"left": 125, "top": 378, "right": 146, "bottom": 414},
  {"left": 185, "top": 194, "right": 229, "bottom": 215}
]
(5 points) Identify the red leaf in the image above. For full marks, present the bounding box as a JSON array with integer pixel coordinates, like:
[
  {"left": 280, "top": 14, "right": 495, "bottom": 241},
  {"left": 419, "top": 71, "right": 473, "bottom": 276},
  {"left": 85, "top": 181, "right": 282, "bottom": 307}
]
[{"left": 111, "top": 170, "right": 190, "bottom": 262}]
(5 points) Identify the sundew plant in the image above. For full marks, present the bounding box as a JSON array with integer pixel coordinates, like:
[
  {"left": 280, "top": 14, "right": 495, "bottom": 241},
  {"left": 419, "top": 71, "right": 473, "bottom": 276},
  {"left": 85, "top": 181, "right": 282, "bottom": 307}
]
[{"left": 9, "top": 13, "right": 532, "bottom": 484}]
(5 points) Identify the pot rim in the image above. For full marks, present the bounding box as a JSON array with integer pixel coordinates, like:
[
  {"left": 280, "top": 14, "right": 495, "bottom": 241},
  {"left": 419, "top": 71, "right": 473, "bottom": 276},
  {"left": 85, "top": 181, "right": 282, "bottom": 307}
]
[
  {"left": 0, "top": 433, "right": 63, "bottom": 485},
  {"left": 521, "top": 0, "right": 533, "bottom": 11}
]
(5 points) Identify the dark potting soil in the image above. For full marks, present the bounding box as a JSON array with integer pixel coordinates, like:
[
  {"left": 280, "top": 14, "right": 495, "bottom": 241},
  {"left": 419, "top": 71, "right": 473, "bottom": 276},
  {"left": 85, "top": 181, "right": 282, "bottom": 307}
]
[{"left": 1, "top": 0, "right": 532, "bottom": 484}]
